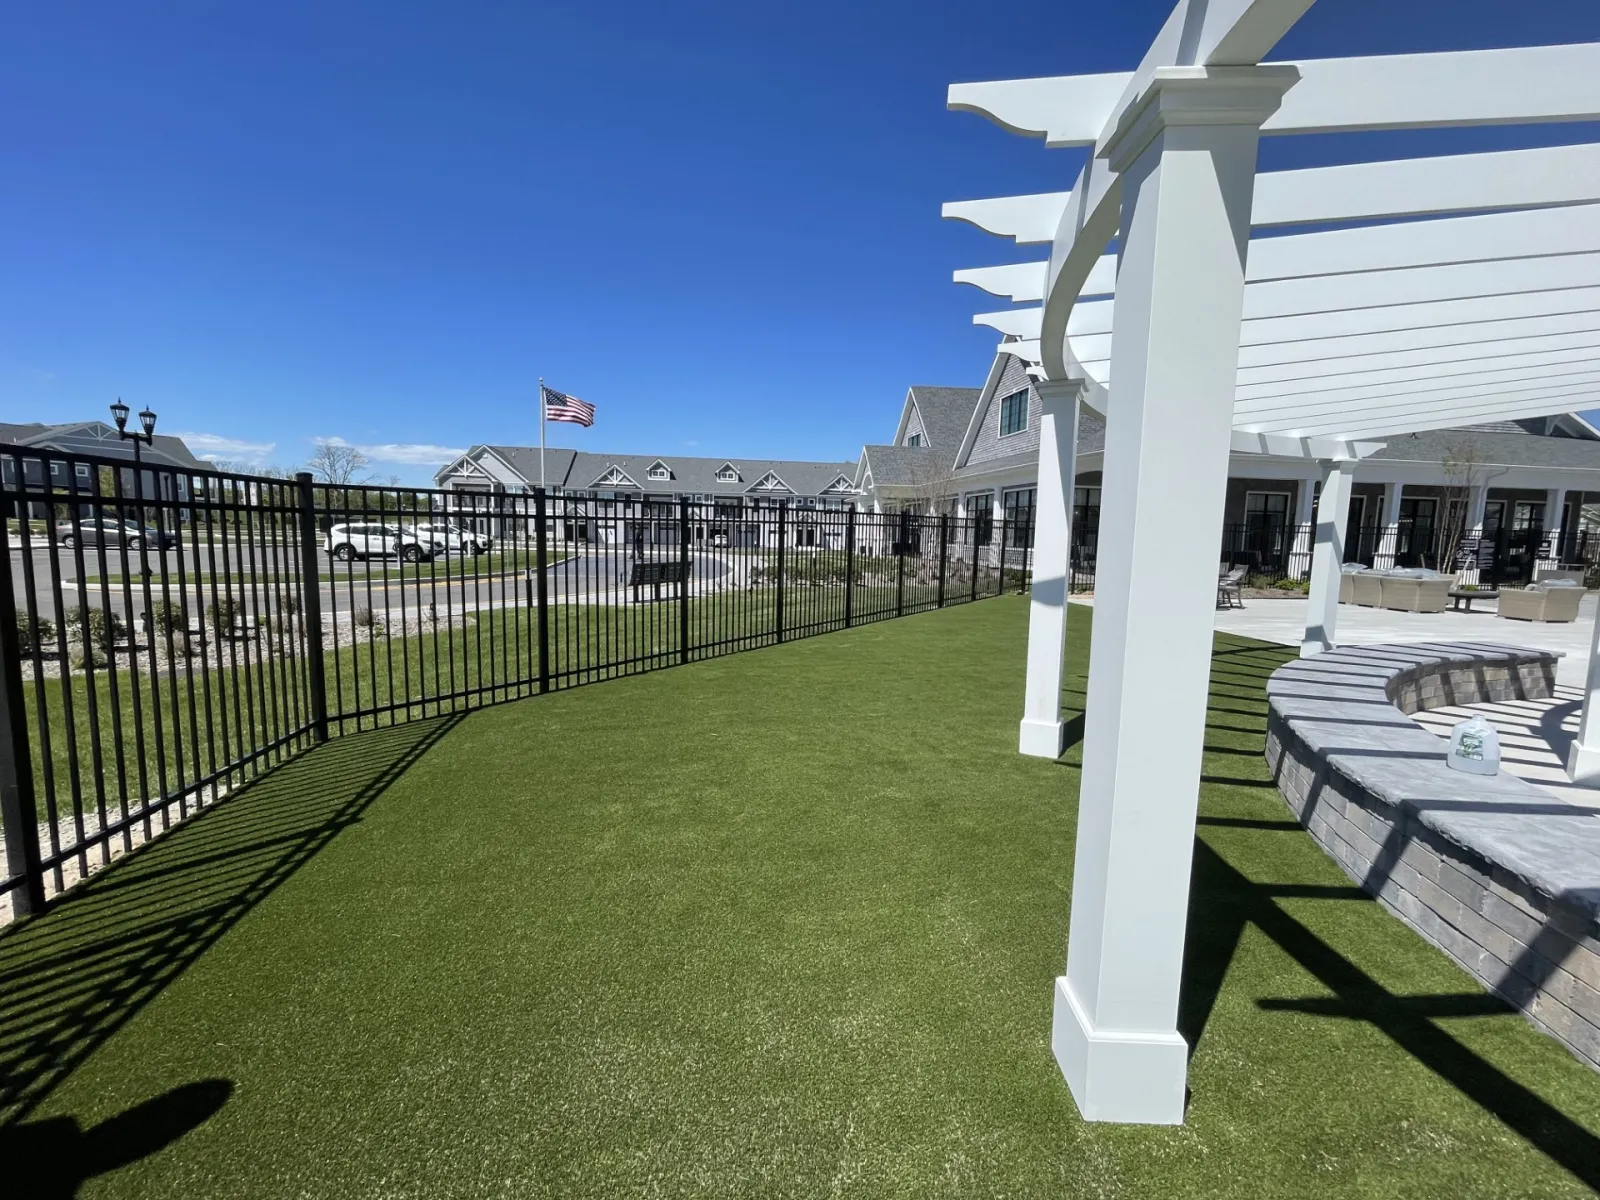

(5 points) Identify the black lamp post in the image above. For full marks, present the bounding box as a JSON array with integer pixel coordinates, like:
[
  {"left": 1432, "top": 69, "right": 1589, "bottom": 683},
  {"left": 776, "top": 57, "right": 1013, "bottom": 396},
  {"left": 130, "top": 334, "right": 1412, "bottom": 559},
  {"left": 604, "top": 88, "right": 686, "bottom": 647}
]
[{"left": 110, "top": 400, "right": 159, "bottom": 596}]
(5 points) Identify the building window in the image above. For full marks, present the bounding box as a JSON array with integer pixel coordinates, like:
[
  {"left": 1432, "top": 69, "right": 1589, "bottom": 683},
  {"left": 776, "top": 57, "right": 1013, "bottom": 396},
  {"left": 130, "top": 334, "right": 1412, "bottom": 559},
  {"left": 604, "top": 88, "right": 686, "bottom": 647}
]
[
  {"left": 75, "top": 463, "right": 91, "bottom": 478},
  {"left": 965, "top": 491, "right": 994, "bottom": 544},
  {"left": 1244, "top": 491, "right": 1290, "bottom": 530},
  {"left": 999, "top": 389, "right": 1028, "bottom": 437},
  {"left": 906, "top": 432, "right": 923, "bottom": 447},
  {"left": 1003, "top": 486, "right": 1036, "bottom": 547}
]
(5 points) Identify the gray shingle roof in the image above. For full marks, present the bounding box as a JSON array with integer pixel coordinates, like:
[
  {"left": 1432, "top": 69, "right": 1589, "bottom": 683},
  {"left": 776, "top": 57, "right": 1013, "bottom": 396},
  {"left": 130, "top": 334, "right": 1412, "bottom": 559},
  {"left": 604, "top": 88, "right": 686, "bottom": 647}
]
[
  {"left": 905, "top": 387, "right": 981, "bottom": 462},
  {"left": 1, "top": 420, "right": 205, "bottom": 471},
  {"left": 860, "top": 444, "right": 935, "bottom": 487},
  {"left": 471, "top": 446, "right": 857, "bottom": 496},
  {"left": 1370, "top": 425, "right": 1600, "bottom": 471}
]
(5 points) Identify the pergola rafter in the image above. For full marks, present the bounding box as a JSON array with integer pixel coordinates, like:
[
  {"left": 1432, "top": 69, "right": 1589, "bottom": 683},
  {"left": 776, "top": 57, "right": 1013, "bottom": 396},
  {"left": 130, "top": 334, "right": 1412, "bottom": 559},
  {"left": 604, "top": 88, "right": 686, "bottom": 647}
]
[{"left": 941, "top": 0, "right": 1600, "bottom": 1129}]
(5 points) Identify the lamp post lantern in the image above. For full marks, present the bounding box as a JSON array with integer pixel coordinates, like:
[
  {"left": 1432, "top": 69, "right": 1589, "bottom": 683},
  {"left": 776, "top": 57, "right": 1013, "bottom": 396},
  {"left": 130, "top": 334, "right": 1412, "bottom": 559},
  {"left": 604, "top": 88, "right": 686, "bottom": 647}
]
[{"left": 110, "top": 401, "right": 159, "bottom": 624}]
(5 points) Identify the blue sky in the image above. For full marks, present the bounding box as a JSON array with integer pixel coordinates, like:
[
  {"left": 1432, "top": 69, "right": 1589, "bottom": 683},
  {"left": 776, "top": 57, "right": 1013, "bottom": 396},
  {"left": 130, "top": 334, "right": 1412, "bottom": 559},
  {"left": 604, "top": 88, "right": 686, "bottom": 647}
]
[{"left": 3, "top": 1, "right": 1598, "bottom": 484}]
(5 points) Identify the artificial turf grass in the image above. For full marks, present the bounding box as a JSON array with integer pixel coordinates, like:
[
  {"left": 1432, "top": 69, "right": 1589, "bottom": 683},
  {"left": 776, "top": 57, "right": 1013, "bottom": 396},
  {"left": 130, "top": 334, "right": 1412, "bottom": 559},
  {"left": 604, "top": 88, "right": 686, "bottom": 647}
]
[{"left": 2, "top": 597, "right": 1598, "bottom": 1197}]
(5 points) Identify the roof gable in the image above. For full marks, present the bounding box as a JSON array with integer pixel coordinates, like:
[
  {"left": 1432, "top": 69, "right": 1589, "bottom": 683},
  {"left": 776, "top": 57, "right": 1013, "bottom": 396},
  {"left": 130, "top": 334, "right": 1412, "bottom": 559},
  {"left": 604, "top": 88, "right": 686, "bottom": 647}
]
[
  {"left": 745, "top": 470, "right": 793, "bottom": 494},
  {"left": 591, "top": 464, "right": 640, "bottom": 488}
]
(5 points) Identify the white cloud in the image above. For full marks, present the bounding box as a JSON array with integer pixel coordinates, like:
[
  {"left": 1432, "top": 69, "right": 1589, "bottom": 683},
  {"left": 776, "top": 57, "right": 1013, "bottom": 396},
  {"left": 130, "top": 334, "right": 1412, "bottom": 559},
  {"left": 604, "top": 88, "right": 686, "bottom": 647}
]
[
  {"left": 313, "top": 435, "right": 467, "bottom": 466},
  {"left": 173, "top": 431, "right": 278, "bottom": 464}
]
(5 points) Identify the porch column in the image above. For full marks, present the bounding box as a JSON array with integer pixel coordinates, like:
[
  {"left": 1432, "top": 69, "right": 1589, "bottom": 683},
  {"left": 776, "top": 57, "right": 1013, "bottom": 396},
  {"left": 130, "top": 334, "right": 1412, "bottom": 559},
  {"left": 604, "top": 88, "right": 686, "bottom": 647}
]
[
  {"left": 1372, "top": 482, "right": 1404, "bottom": 568},
  {"left": 1020, "top": 379, "right": 1086, "bottom": 757},
  {"left": 1056, "top": 65, "right": 1298, "bottom": 1126},
  {"left": 1542, "top": 488, "right": 1568, "bottom": 568},
  {"left": 1301, "top": 460, "right": 1355, "bottom": 658},
  {"left": 1289, "top": 474, "right": 1317, "bottom": 579},
  {"left": 1456, "top": 484, "right": 1490, "bottom": 586},
  {"left": 1568, "top": 606, "right": 1600, "bottom": 788}
]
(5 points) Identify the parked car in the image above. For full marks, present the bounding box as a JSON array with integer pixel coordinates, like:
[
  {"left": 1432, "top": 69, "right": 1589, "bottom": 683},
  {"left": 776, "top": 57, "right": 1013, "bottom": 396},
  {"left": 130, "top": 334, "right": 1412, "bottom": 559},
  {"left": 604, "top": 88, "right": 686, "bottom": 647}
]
[
  {"left": 407, "top": 522, "right": 491, "bottom": 555},
  {"left": 324, "top": 522, "right": 437, "bottom": 563},
  {"left": 53, "top": 517, "right": 179, "bottom": 551}
]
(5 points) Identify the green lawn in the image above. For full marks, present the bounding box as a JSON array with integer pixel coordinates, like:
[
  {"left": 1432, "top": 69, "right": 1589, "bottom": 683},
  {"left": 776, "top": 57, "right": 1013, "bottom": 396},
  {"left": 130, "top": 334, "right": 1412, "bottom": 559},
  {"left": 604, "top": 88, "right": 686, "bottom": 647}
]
[{"left": 3, "top": 597, "right": 1598, "bottom": 1197}]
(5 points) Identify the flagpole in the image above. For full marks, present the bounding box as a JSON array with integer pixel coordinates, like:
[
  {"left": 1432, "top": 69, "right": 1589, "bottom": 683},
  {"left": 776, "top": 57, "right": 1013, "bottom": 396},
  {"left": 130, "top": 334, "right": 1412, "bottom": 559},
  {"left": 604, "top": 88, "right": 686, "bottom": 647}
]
[{"left": 538, "top": 377, "right": 546, "bottom": 492}]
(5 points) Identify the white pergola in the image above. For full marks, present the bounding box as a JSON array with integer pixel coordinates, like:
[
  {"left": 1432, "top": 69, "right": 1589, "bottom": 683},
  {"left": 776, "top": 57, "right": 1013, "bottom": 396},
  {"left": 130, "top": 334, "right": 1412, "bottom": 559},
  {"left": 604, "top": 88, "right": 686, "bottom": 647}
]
[{"left": 944, "top": 0, "right": 1600, "bottom": 1125}]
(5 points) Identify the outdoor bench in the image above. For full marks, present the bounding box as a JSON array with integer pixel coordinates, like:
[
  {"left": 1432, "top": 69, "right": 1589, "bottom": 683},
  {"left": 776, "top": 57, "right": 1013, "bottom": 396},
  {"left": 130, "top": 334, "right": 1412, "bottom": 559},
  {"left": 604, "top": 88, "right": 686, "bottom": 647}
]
[{"left": 1265, "top": 642, "right": 1600, "bottom": 1072}]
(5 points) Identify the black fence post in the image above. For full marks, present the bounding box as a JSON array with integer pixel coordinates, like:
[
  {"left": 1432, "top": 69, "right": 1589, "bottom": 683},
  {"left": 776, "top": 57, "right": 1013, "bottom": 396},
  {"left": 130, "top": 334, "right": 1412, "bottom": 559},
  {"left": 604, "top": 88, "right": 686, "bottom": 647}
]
[
  {"left": 998, "top": 518, "right": 1009, "bottom": 594},
  {"left": 775, "top": 501, "right": 787, "bottom": 644},
  {"left": 0, "top": 518, "right": 46, "bottom": 916},
  {"left": 895, "top": 511, "right": 907, "bottom": 618},
  {"left": 936, "top": 513, "right": 949, "bottom": 607},
  {"left": 970, "top": 515, "right": 980, "bottom": 602},
  {"left": 844, "top": 506, "right": 857, "bottom": 628},
  {"left": 295, "top": 471, "right": 329, "bottom": 743},
  {"left": 535, "top": 488, "right": 550, "bottom": 694},
  {"left": 678, "top": 497, "right": 691, "bottom": 665}
]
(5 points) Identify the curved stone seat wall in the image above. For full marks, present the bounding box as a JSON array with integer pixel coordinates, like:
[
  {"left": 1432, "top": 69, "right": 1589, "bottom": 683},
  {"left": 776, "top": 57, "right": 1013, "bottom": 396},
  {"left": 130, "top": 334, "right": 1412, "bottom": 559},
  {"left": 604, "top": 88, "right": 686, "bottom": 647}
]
[{"left": 1264, "top": 643, "right": 1600, "bottom": 1072}]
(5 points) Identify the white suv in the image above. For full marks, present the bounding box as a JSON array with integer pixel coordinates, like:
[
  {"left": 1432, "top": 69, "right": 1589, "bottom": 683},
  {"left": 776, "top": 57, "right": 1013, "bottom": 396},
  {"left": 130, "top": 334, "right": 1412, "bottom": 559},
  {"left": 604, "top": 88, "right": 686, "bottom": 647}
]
[
  {"left": 408, "top": 522, "right": 491, "bottom": 555},
  {"left": 325, "top": 522, "right": 439, "bottom": 563}
]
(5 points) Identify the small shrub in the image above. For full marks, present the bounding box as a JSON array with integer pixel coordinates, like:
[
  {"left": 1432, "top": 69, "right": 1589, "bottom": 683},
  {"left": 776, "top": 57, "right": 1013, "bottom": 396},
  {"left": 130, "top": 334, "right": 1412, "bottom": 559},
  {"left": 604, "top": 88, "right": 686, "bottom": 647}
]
[
  {"left": 352, "top": 605, "right": 385, "bottom": 637},
  {"left": 208, "top": 596, "right": 244, "bottom": 633},
  {"left": 148, "top": 599, "right": 187, "bottom": 636},
  {"left": 14, "top": 612, "right": 56, "bottom": 656},
  {"left": 66, "top": 605, "right": 123, "bottom": 651},
  {"left": 275, "top": 589, "right": 301, "bottom": 616}
]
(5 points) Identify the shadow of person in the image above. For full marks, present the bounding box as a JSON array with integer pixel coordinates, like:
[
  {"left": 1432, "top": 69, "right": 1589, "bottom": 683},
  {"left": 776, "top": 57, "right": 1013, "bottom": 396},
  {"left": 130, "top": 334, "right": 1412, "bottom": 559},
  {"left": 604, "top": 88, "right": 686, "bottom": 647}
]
[{"left": 1, "top": 1079, "right": 231, "bottom": 1198}]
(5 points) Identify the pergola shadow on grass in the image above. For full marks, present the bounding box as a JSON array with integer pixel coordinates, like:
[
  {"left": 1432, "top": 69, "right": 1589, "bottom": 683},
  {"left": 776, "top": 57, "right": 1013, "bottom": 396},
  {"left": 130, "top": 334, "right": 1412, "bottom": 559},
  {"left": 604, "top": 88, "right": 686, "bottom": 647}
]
[{"left": 2, "top": 600, "right": 1598, "bottom": 1197}]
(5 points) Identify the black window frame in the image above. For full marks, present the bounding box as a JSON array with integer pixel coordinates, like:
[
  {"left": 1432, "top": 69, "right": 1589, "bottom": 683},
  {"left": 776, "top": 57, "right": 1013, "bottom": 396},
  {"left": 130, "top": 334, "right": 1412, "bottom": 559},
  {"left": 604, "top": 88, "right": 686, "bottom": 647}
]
[{"left": 998, "top": 389, "right": 1029, "bottom": 437}]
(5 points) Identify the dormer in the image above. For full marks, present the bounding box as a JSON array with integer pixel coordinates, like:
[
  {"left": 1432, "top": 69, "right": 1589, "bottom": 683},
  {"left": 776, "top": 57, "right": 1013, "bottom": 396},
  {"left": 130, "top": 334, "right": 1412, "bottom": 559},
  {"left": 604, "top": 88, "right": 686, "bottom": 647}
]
[
  {"left": 646, "top": 459, "right": 673, "bottom": 481},
  {"left": 715, "top": 462, "right": 741, "bottom": 483}
]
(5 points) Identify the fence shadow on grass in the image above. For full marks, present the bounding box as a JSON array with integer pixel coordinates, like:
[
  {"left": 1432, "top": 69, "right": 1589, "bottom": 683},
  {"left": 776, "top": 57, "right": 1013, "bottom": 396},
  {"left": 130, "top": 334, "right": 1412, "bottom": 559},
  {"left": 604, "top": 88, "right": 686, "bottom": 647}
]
[{"left": 0, "top": 714, "right": 463, "bottom": 1130}]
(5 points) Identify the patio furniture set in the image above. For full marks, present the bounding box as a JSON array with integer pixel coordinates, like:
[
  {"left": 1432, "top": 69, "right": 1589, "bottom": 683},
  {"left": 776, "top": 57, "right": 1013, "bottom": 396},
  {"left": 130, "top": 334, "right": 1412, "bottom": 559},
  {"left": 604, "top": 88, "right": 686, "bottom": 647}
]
[{"left": 1339, "top": 564, "right": 1585, "bottom": 622}]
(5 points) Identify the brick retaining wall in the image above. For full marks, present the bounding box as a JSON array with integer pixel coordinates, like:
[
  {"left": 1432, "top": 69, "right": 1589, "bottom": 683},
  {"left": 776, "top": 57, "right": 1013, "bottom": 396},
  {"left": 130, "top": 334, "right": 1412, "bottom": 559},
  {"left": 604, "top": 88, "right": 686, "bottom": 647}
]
[{"left": 1265, "top": 643, "right": 1600, "bottom": 1072}]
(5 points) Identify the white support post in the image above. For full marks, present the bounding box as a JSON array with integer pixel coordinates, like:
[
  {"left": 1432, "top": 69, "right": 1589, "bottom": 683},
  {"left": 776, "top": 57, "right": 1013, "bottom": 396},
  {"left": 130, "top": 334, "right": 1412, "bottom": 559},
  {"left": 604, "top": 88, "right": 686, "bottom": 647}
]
[
  {"left": 1020, "top": 380, "right": 1086, "bottom": 757},
  {"left": 1456, "top": 484, "right": 1490, "bottom": 586},
  {"left": 1055, "top": 64, "right": 1298, "bottom": 1127},
  {"left": 1301, "top": 460, "right": 1355, "bottom": 657},
  {"left": 1568, "top": 604, "right": 1600, "bottom": 787},
  {"left": 1373, "top": 481, "right": 1405, "bottom": 568},
  {"left": 1289, "top": 474, "right": 1317, "bottom": 578},
  {"left": 1538, "top": 488, "right": 1567, "bottom": 573}
]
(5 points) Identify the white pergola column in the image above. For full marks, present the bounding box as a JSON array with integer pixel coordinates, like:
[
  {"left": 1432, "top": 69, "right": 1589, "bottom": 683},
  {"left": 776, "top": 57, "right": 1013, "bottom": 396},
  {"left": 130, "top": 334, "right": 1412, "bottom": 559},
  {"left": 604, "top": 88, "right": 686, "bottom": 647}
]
[
  {"left": 1373, "top": 481, "right": 1405, "bottom": 568},
  {"left": 1568, "top": 606, "right": 1600, "bottom": 787},
  {"left": 1300, "top": 459, "right": 1355, "bottom": 658},
  {"left": 1289, "top": 474, "right": 1317, "bottom": 579},
  {"left": 1020, "top": 379, "right": 1086, "bottom": 757},
  {"left": 1055, "top": 65, "right": 1298, "bottom": 1127}
]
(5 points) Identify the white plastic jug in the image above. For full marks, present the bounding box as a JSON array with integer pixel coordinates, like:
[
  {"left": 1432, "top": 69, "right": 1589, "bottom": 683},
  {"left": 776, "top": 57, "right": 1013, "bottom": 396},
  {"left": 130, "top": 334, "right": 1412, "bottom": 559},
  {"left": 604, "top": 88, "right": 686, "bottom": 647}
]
[{"left": 1447, "top": 714, "right": 1501, "bottom": 776}]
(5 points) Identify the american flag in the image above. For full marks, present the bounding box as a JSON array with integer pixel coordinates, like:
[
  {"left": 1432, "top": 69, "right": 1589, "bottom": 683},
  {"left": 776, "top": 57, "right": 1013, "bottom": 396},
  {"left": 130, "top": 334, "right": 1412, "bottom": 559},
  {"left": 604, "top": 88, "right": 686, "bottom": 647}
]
[{"left": 541, "top": 384, "right": 595, "bottom": 427}]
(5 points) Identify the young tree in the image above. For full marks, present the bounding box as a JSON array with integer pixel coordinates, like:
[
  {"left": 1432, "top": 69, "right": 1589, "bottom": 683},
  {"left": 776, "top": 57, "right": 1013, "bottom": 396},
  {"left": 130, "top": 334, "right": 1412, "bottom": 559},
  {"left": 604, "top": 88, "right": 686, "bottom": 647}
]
[
  {"left": 904, "top": 452, "right": 959, "bottom": 517},
  {"left": 1436, "top": 440, "right": 1489, "bottom": 575},
  {"left": 306, "top": 442, "right": 371, "bottom": 486}
]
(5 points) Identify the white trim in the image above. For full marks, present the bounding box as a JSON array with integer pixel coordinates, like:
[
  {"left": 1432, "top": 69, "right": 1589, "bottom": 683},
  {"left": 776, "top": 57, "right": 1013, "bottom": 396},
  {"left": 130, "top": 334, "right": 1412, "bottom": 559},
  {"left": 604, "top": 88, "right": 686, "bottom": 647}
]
[{"left": 591, "top": 464, "right": 640, "bottom": 488}]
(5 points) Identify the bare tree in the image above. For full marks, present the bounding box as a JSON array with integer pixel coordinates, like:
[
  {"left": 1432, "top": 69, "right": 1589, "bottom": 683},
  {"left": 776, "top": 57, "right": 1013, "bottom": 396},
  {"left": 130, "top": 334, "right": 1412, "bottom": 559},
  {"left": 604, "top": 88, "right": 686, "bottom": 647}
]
[
  {"left": 1435, "top": 439, "right": 1489, "bottom": 574},
  {"left": 306, "top": 442, "right": 370, "bottom": 486},
  {"left": 903, "top": 453, "right": 959, "bottom": 517}
]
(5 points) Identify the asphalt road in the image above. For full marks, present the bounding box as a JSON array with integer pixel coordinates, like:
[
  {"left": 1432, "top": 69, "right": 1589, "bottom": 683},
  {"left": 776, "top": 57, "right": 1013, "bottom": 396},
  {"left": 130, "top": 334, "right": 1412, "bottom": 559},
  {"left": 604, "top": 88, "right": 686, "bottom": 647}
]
[{"left": 7, "top": 544, "right": 736, "bottom": 629}]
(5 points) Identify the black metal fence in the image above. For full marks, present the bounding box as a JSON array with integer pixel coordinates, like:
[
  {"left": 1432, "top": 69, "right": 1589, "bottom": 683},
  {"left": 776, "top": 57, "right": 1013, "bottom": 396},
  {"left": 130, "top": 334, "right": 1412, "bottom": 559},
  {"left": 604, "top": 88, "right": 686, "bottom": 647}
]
[{"left": 0, "top": 447, "right": 1027, "bottom": 921}]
